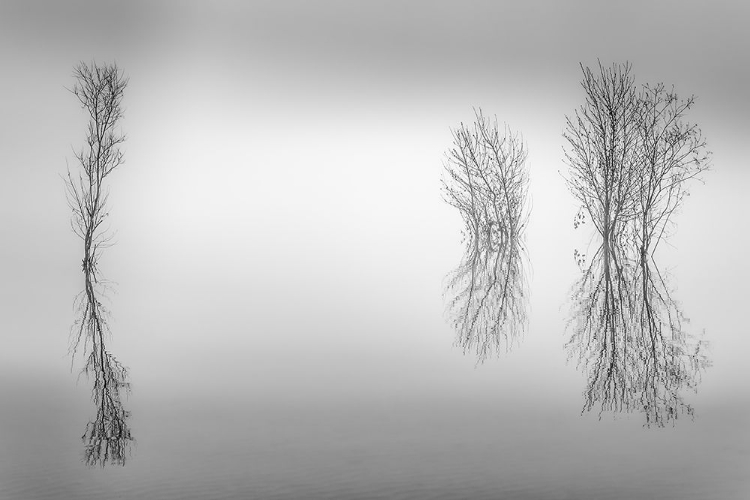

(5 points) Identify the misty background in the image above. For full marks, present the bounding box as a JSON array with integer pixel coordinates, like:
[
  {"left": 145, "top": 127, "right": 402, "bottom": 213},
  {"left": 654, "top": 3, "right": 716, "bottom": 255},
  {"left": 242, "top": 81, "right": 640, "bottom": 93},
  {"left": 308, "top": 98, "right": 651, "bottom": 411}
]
[{"left": 1, "top": 1, "right": 749, "bottom": 498}]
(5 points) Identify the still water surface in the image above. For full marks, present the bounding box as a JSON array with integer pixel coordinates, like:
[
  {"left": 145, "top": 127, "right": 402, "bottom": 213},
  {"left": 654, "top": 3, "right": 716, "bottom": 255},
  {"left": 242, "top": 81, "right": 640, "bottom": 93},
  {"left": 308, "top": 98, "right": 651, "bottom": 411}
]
[
  {"left": 1, "top": 245, "right": 748, "bottom": 499},
  {"left": 1, "top": 140, "right": 748, "bottom": 499},
  {"left": 1, "top": 381, "right": 747, "bottom": 499}
]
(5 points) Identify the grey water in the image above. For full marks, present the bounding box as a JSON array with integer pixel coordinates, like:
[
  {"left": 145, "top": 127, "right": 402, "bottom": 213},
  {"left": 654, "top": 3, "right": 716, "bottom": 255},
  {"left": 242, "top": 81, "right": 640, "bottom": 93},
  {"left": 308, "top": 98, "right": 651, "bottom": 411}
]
[
  {"left": 3, "top": 136, "right": 749, "bottom": 498},
  {"left": 2, "top": 222, "right": 749, "bottom": 500},
  {"left": 2, "top": 371, "right": 747, "bottom": 499},
  {"left": 2, "top": 33, "right": 750, "bottom": 500}
]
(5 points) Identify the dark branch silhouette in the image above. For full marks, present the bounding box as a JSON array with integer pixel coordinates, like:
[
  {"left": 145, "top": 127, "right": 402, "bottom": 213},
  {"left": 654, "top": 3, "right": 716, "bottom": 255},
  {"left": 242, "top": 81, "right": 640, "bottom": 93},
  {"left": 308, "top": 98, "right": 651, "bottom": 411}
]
[
  {"left": 632, "top": 253, "right": 710, "bottom": 426},
  {"left": 563, "top": 62, "right": 711, "bottom": 426},
  {"left": 564, "top": 62, "right": 641, "bottom": 257},
  {"left": 566, "top": 239, "right": 635, "bottom": 417},
  {"left": 634, "top": 83, "right": 711, "bottom": 257},
  {"left": 81, "top": 349, "right": 133, "bottom": 466},
  {"left": 442, "top": 109, "right": 530, "bottom": 361},
  {"left": 566, "top": 240, "right": 710, "bottom": 426},
  {"left": 65, "top": 61, "right": 133, "bottom": 465}
]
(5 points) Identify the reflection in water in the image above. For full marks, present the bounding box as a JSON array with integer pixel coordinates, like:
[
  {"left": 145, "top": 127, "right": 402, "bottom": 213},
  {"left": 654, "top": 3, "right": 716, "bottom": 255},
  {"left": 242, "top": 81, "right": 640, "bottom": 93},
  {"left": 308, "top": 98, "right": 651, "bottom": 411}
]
[
  {"left": 633, "top": 254, "right": 710, "bottom": 426},
  {"left": 563, "top": 63, "right": 711, "bottom": 425},
  {"left": 80, "top": 340, "right": 133, "bottom": 466},
  {"left": 445, "top": 232, "right": 527, "bottom": 361},
  {"left": 442, "top": 110, "right": 529, "bottom": 361},
  {"left": 72, "top": 293, "right": 133, "bottom": 467},
  {"left": 566, "top": 242, "right": 710, "bottom": 426},
  {"left": 566, "top": 238, "right": 634, "bottom": 418},
  {"left": 66, "top": 62, "right": 134, "bottom": 465},
  {"left": 69, "top": 261, "right": 134, "bottom": 466}
]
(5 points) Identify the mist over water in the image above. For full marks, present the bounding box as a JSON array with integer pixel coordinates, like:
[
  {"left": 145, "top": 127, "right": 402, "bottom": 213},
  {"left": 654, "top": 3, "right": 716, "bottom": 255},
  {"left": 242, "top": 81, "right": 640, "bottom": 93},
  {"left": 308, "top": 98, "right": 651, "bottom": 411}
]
[{"left": 2, "top": 1, "right": 750, "bottom": 499}]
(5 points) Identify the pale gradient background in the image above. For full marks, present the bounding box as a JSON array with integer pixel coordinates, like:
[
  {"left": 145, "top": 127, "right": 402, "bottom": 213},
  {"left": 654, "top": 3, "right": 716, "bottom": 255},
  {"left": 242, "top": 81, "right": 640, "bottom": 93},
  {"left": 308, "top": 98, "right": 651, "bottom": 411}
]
[{"left": 1, "top": 1, "right": 749, "bottom": 499}]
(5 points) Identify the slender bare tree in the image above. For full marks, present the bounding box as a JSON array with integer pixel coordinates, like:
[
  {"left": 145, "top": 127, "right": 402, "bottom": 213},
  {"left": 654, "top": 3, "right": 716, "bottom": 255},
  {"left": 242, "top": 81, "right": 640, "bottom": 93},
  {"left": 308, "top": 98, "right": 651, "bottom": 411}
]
[
  {"left": 65, "top": 61, "right": 133, "bottom": 466},
  {"left": 564, "top": 62, "right": 642, "bottom": 263},
  {"left": 634, "top": 84, "right": 711, "bottom": 258},
  {"left": 629, "top": 87, "right": 711, "bottom": 425},
  {"left": 442, "top": 109, "right": 530, "bottom": 361}
]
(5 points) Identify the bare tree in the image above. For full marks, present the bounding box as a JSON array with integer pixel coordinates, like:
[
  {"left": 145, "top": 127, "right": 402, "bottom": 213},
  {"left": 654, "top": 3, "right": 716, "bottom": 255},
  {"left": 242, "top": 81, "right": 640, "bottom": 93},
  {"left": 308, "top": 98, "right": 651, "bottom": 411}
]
[
  {"left": 563, "top": 62, "right": 711, "bottom": 425},
  {"left": 634, "top": 84, "right": 711, "bottom": 258},
  {"left": 65, "top": 61, "right": 133, "bottom": 466},
  {"left": 442, "top": 109, "right": 530, "bottom": 361},
  {"left": 444, "top": 110, "right": 529, "bottom": 249},
  {"left": 564, "top": 62, "right": 711, "bottom": 262},
  {"left": 629, "top": 86, "right": 710, "bottom": 424},
  {"left": 564, "top": 62, "right": 642, "bottom": 264}
]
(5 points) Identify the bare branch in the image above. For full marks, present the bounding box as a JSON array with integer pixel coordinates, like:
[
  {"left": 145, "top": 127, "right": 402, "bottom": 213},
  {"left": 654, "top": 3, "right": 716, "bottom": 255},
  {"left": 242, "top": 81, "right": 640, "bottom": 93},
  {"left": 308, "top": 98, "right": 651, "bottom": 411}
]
[
  {"left": 563, "top": 62, "right": 711, "bottom": 425},
  {"left": 442, "top": 109, "right": 530, "bottom": 361},
  {"left": 65, "top": 61, "right": 132, "bottom": 466}
]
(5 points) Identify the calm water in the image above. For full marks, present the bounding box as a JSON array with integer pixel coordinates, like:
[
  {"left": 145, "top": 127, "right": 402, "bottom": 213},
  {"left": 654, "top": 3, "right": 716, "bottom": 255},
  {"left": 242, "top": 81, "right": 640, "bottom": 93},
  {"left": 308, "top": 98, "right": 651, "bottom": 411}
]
[
  {"left": 3, "top": 1, "right": 750, "bottom": 497},
  {"left": 2, "top": 223, "right": 749, "bottom": 499},
  {"left": 3, "top": 154, "right": 749, "bottom": 498},
  {"left": 1, "top": 380, "right": 748, "bottom": 499}
]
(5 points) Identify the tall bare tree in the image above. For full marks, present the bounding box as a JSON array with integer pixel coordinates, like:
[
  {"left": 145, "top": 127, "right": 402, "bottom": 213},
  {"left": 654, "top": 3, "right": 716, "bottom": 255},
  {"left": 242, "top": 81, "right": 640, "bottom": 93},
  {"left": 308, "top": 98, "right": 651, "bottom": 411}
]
[
  {"left": 564, "top": 62, "right": 711, "bottom": 262},
  {"left": 564, "top": 62, "right": 642, "bottom": 264},
  {"left": 563, "top": 62, "right": 711, "bottom": 425},
  {"left": 442, "top": 109, "right": 530, "bottom": 361},
  {"left": 634, "top": 84, "right": 710, "bottom": 258},
  {"left": 65, "top": 61, "right": 133, "bottom": 466}
]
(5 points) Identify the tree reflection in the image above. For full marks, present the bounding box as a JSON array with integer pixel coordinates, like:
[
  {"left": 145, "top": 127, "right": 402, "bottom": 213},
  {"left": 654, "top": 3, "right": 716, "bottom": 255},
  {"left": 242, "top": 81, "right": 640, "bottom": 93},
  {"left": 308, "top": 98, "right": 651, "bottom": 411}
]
[
  {"left": 563, "top": 62, "right": 711, "bottom": 425},
  {"left": 442, "top": 110, "right": 529, "bottom": 361},
  {"left": 445, "top": 226, "right": 527, "bottom": 361},
  {"left": 66, "top": 62, "right": 134, "bottom": 465},
  {"left": 566, "top": 236, "right": 635, "bottom": 418},
  {"left": 566, "top": 239, "right": 710, "bottom": 426},
  {"left": 631, "top": 253, "right": 710, "bottom": 426},
  {"left": 79, "top": 334, "right": 133, "bottom": 466}
]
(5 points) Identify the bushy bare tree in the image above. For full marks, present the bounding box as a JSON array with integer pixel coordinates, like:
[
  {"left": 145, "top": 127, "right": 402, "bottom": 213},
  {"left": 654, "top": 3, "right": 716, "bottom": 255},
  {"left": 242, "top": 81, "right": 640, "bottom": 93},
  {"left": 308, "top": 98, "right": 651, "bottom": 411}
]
[
  {"left": 563, "top": 62, "right": 711, "bottom": 425},
  {"left": 65, "top": 61, "right": 133, "bottom": 465},
  {"left": 564, "top": 62, "right": 711, "bottom": 262},
  {"left": 442, "top": 109, "right": 530, "bottom": 361}
]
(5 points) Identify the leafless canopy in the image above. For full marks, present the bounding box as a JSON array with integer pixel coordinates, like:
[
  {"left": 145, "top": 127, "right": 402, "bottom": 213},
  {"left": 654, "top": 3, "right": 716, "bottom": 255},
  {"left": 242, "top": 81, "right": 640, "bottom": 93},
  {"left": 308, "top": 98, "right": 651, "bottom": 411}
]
[
  {"left": 634, "top": 83, "right": 710, "bottom": 256},
  {"left": 563, "top": 62, "right": 711, "bottom": 426},
  {"left": 563, "top": 61, "right": 711, "bottom": 260},
  {"left": 65, "top": 61, "right": 133, "bottom": 465},
  {"left": 564, "top": 62, "right": 641, "bottom": 255},
  {"left": 442, "top": 109, "right": 530, "bottom": 361}
]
